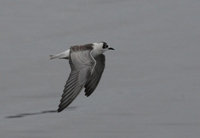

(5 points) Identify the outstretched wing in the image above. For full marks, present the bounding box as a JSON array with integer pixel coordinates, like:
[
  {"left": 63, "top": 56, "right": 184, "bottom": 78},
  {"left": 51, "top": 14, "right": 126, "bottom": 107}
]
[
  {"left": 84, "top": 54, "right": 105, "bottom": 97},
  {"left": 58, "top": 46, "right": 95, "bottom": 112}
]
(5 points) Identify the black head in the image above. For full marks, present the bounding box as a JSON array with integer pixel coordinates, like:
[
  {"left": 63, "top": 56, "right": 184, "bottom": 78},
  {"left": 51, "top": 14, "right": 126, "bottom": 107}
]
[
  {"left": 101, "top": 41, "right": 114, "bottom": 50},
  {"left": 102, "top": 42, "right": 108, "bottom": 49}
]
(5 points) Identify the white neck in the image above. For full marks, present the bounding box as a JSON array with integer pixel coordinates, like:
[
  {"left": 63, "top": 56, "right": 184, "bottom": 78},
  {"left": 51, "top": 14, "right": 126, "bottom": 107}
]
[{"left": 91, "top": 43, "right": 105, "bottom": 57}]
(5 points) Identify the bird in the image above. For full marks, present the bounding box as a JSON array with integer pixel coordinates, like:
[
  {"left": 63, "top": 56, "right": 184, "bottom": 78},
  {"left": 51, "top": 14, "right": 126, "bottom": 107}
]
[{"left": 49, "top": 42, "right": 114, "bottom": 112}]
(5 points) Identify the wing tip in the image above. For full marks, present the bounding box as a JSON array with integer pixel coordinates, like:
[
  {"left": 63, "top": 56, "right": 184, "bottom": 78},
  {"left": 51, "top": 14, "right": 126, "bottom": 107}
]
[
  {"left": 85, "top": 92, "right": 91, "bottom": 97},
  {"left": 57, "top": 107, "right": 63, "bottom": 113},
  {"left": 57, "top": 104, "right": 65, "bottom": 112}
]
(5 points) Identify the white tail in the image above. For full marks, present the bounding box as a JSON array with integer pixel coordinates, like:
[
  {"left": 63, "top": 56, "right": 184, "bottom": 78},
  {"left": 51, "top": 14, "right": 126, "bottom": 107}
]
[
  {"left": 49, "top": 49, "right": 70, "bottom": 60},
  {"left": 49, "top": 55, "right": 59, "bottom": 60}
]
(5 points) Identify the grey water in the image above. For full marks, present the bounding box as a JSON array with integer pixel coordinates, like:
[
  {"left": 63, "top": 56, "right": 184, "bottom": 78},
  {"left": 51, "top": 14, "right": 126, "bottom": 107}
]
[{"left": 1, "top": 0, "right": 200, "bottom": 138}]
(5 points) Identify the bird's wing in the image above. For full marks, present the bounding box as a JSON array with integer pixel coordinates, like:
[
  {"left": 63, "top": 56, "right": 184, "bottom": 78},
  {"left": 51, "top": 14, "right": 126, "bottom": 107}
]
[
  {"left": 84, "top": 54, "right": 105, "bottom": 97},
  {"left": 57, "top": 46, "right": 95, "bottom": 112}
]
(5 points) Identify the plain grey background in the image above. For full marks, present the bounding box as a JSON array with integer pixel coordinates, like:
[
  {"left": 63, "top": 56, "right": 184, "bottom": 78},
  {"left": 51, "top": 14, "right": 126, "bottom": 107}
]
[{"left": 0, "top": 0, "right": 200, "bottom": 138}]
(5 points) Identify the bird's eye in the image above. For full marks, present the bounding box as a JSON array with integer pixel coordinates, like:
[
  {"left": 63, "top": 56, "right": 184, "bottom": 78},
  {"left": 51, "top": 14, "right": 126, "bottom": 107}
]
[{"left": 102, "top": 43, "right": 108, "bottom": 49}]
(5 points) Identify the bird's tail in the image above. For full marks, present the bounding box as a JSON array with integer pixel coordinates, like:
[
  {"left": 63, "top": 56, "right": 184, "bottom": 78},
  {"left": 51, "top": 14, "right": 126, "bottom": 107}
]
[
  {"left": 49, "top": 49, "right": 69, "bottom": 60},
  {"left": 49, "top": 55, "right": 59, "bottom": 60}
]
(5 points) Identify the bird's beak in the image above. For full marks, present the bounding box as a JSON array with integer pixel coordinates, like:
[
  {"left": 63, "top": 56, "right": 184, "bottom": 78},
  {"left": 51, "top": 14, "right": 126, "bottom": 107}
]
[{"left": 108, "top": 47, "right": 115, "bottom": 50}]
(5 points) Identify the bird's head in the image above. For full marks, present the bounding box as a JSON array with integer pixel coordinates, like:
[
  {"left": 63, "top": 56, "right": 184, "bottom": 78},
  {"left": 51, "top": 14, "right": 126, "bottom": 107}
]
[
  {"left": 101, "top": 41, "right": 115, "bottom": 51},
  {"left": 92, "top": 41, "right": 114, "bottom": 56}
]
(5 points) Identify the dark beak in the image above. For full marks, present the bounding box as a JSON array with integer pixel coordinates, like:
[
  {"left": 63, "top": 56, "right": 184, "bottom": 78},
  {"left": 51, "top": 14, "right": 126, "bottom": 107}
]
[{"left": 108, "top": 47, "right": 115, "bottom": 50}]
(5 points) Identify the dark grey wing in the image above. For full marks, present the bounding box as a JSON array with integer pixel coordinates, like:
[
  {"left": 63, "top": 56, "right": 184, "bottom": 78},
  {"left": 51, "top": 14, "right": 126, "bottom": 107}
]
[
  {"left": 84, "top": 54, "right": 105, "bottom": 97},
  {"left": 57, "top": 46, "right": 95, "bottom": 112}
]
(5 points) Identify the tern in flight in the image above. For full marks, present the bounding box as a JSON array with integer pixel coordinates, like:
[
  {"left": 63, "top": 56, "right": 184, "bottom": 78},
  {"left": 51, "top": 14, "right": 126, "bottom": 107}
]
[{"left": 50, "top": 42, "right": 114, "bottom": 112}]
